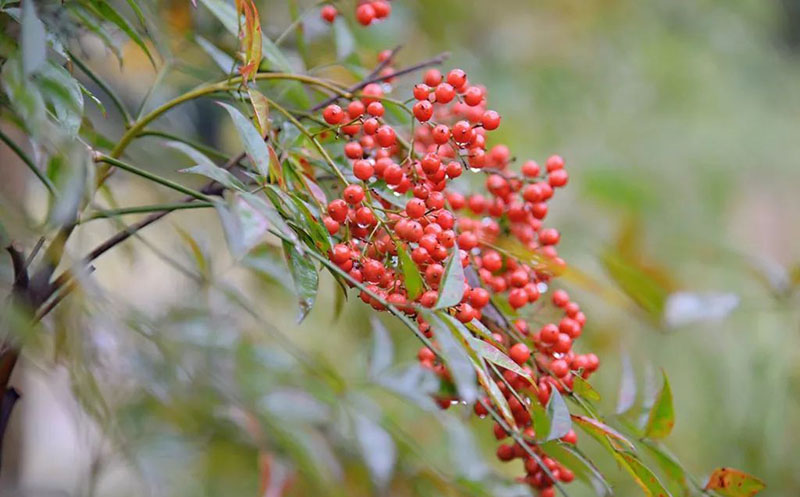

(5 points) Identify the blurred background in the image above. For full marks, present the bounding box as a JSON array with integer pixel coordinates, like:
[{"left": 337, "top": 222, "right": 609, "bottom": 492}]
[{"left": 1, "top": 0, "right": 799, "bottom": 496}]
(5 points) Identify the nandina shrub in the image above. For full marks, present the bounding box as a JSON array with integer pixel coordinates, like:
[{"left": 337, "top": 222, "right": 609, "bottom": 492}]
[{"left": 0, "top": 1, "right": 763, "bottom": 496}]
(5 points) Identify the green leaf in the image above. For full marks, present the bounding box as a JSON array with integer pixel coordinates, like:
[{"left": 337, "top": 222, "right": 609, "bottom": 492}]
[
  {"left": 572, "top": 376, "right": 601, "bottom": 402},
  {"left": 353, "top": 413, "right": 396, "bottom": 488},
  {"left": 48, "top": 144, "right": 92, "bottom": 226},
  {"left": 427, "top": 312, "right": 477, "bottom": 403},
  {"left": 434, "top": 246, "right": 465, "bottom": 309},
  {"left": 2, "top": 56, "right": 46, "bottom": 133},
  {"left": 176, "top": 153, "right": 246, "bottom": 192},
  {"left": 196, "top": 35, "right": 235, "bottom": 73},
  {"left": 21, "top": 0, "right": 46, "bottom": 76},
  {"left": 616, "top": 352, "right": 637, "bottom": 414},
  {"left": 397, "top": 245, "right": 424, "bottom": 300},
  {"left": 644, "top": 370, "right": 674, "bottom": 439},
  {"left": 37, "top": 62, "right": 84, "bottom": 137},
  {"left": 369, "top": 316, "right": 393, "bottom": 377},
  {"left": 571, "top": 415, "right": 635, "bottom": 451},
  {"left": 466, "top": 336, "right": 532, "bottom": 382},
  {"left": 601, "top": 249, "right": 669, "bottom": 320},
  {"left": 287, "top": 194, "right": 332, "bottom": 252},
  {"left": 214, "top": 194, "right": 269, "bottom": 258},
  {"left": 545, "top": 389, "right": 571, "bottom": 441},
  {"left": 217, "top": 101, "right": 270, "bottom": 177},
  {"left": 617, "top": 451, "right": 673, "bottom": 497},
  {"left": 640, "top": 440, "right": 688, "bottom": 493},
  {"left": 248, "top": 87, "right": 270, "bottom": 136},
  {"left": 283, "top": 240, "right": 318, "bottom": 323},
  {"left": 87, "top": 0, "right": 154, "bottom": 66},
  {"left": 197, "top": 0, "right": 293, "bottom": 72},
  {"left": 704, "top": 467, "right": 765, "bottom": 497},
  {"left": 474, "top": 357, "right": 516, "bottom": 429}
]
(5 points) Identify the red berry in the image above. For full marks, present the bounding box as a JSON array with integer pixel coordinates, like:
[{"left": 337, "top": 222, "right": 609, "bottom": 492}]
[
  {"left": 549, "top": 168, "right": 569, "bottom": 187},
  {"left": 355, "top": 3, "right": 376, "bottom": 25},
  {"left": 371, "top": 0, "right": 391, "bottom": 19},
  {"left": 327, "top": 199, "right": 348, "bottom": 222},
  {"left": 322, "top": 104, "right": 344, "bottom": 124},
  {"left": 509, "top": 343, "right": 531, "bottom": 365},
  {"left": 413, "top": 100, "right": 434, "bottom": 122},
  {"left": 343, "top": 184, "right": 365, "bottom": 204},
  {"left": 353, "top": 159, "right": 374, "bottom": 181},
  {"left": 546, "top": 155, "right": 565, "bottom": 172},
  {"left": 521, "top": 160, "right": 540, "bottom": 177},
  {"left": 405, "top": 198, "right": 426, "bottom": 219},
  {"left": 481, "top": 110, "right": 501, "bottom": 130},
  {"left": 423, "top": 69, "right": 443, "bottom": 86},
  {"left": 320, "top": 5, "right": 337, "bottom": 23},
  {"left": 539, "top": 228, "right": 560, "bottom": 246},
  {"left": 435, "top": 83, "right": 456, "bottom": 103},
  {"left": 376, "top": 125, "right": 396, "bottom": 147}
]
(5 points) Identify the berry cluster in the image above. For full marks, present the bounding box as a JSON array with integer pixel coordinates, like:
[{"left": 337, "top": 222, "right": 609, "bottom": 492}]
[
  {"left": 320, "top": 64, "right": 598, "bottom": 496},
  {"left": 321, "top": 1, "right": 392, "bottom": 26}
]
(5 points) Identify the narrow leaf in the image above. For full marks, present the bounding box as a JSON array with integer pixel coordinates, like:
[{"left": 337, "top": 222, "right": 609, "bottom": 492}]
[
  {"left": 397, "top": 245, "right": 424, "bottom": 300},
  {"left": 196, "top": 35, "right": 235, "bottom": 73},
  {"left": 427, "top": 312, "right": 477, "bottom": 403},
  {"left": 248, "top": 87, "right": 270, "bottom": 136},
  {"left": 704, "top": 467, "right": 765, "bottom": 497},
  {"left": 640, "top": 440, "right": 688, "bottom": 493},
  {"left": 88, "top": 0, "right": 154, "bottom": 65},
  {"left": 644, "top": 370, "right": 674, "bottom": 439},
  {"left": 434, "top": 246, "right": 465, "bottom": 310},
  {"left": 572, "top": 376, "right": 601, "bottom": 402},
  {"left": 21, "top": 0, "right": 46, "bottom": 76},
  {"left": 171, "top": 141, "right": 246, "bottom": 191},
  {"left": 571, "top": 415, "right": 636, "bottom": 451},
  {"left": 467, "top": 337, "right": 531, "bottom": 382},
  {"left": 218, "top": 101, "right": 270, "bottom": 177},
  {"left": 283, "top": 240, "right": 318, "bottom": 323},
  {"left": 545, "top": 389, "right": 572, "bottom": 441},
  {"left": 617, "top": 451, "right": 673, "bottom": 497}
]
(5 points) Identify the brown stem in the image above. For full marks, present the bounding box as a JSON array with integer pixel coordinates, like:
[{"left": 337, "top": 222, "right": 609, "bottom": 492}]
[{"left": 310, "top": 51, "right": 450, "bottom": 112}]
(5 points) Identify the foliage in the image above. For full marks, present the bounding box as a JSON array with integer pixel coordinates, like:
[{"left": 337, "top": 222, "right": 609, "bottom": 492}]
[{"left": 0, "top": 1, "right": 782, "bottom": 497}]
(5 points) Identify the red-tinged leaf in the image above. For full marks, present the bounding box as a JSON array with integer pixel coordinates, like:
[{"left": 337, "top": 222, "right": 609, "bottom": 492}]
[
  {"left": 248, "top": 87, "right": 270, "bottom": 136},
  {"left": 705, "top": 468, "right": 766, "bottom": 497},
  {"left": 302, "top": 175, "right": 327, "bottom": 205},
  {"left": 616, "top": 451, "right": 673, "bottom": 497},
  {"left": 644, "top": 370, "right": 674, "bottom": 439},
  {"left": 237, "top": 0, "right": 262, "bottom": 83},
  {"left": 571, "top": 415, "right": 635, "bottom": 451},
  {"left": 268, "top": 145, "right": 284, "bottom": 188}
]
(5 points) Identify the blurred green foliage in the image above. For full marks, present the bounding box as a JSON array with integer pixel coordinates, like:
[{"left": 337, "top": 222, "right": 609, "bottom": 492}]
[{"left": 0, "top": 0, "right": 798, "bottom": 496}]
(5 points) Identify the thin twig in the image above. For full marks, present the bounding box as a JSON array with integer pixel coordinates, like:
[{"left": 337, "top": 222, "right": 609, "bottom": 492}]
[{"left": 310, "top": 51, "right": 450, "bottom": 112}]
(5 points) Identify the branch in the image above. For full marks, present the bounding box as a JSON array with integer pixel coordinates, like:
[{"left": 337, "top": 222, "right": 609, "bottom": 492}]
[{"left": 310, "top": 51, "right": 450, "bottom": 111}]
